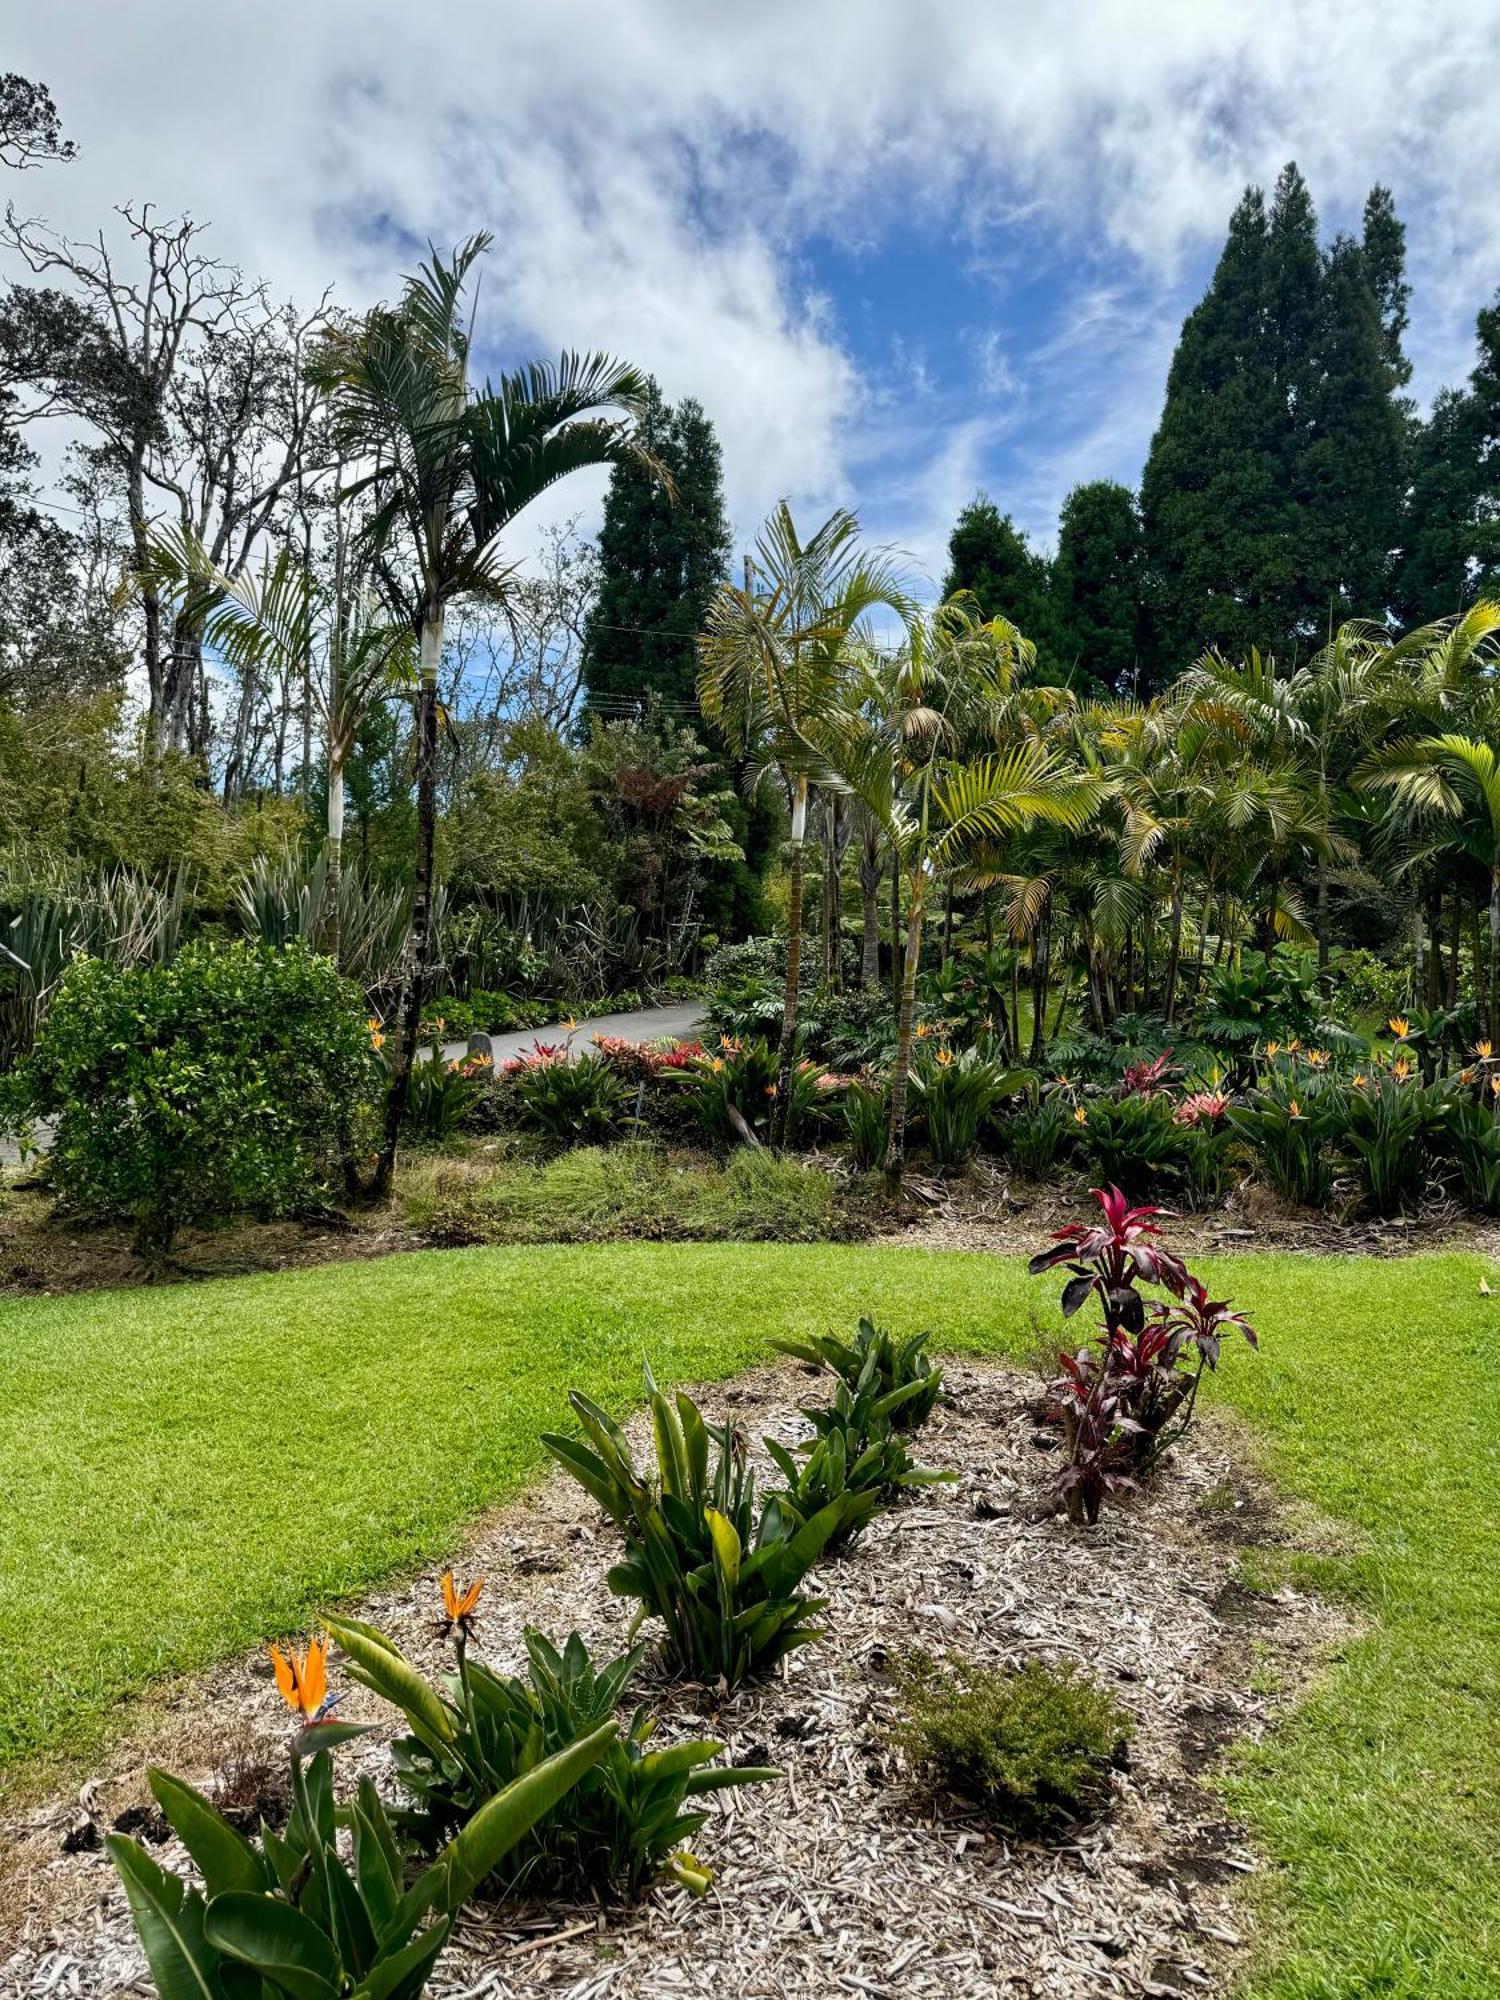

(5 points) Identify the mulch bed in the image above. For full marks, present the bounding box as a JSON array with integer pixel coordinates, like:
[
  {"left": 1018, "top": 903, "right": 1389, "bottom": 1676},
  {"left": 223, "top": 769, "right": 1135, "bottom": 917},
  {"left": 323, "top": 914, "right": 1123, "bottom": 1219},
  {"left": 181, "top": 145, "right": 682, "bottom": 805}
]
[{"left": 0, "top": 1359, "right": 1344, "bottom": 1999}]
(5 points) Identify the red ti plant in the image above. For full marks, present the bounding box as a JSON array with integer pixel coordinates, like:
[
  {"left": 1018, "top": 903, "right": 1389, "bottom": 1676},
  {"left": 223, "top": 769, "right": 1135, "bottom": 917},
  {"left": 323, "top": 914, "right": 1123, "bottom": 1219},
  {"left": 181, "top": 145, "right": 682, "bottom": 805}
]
[{"left": 1029, "top": 1186, "right": 1257, "bottom": 1524}]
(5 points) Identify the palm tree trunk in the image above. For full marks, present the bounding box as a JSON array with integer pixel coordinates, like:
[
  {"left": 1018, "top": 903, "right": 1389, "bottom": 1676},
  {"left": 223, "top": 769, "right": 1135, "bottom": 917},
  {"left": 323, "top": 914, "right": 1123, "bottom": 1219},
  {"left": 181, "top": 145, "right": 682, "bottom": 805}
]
[
  {"left": 889, "top": 855, "right": 901, "bottom": 1006},
  {"left": 1489, "top": 869, "right": 1500, "bottom": 1042},
  {"left": 372, "top": 607, "right": 444, "bottom": 1197},
  {"left": 774, "top": 774, "right": 808, "bottom": 1147},
  {"left": 882, "top": 876, "right": 924, "bottom": 1187},
  {"left": 859, "top": 822, "right": 882, "bottom": 990},
  {"left": 1164, "top": 872, "right": 1184, "bottom": 1026},
  {"left": 321, "top": 749, "right": 345, "bottom": 960}
]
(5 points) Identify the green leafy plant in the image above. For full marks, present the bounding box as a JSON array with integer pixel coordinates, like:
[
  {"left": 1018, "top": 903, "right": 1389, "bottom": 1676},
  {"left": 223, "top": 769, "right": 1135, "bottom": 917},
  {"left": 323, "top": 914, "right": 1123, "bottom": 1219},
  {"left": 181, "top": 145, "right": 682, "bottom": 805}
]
[
  {"left": 1447, "top": 1087, "right": 1500, "bottom": 1212},
  {"left": 843, "top": 1077, "right": 889, "bottom": 1171},
  {"left": 1076, "top": 1091, "right": 1186, "bottom": 1196},
  {"left": 1341, "top": 1070, "right": 1447, "bottom": 1214},
  {"left": 772, "top": 1316, "right": 944, "bottom": 1431},
  {"left": 892, "top": 1652, "right": 1132, "bottom": 1830},
  {"left": 1, "top": 940, "right": 377, "bottom": 1257},
  {"left": 329, "top": 1601, "right": 773, "bottom": 1901},
  {"left": 765, "top": 1377, "right": 953, "bottom": 1548},
  {"left": 403, "top": 1046, "right": 493, "bottom": 1140},
  {"left": 1230, "top": 1077, "right": 1343, "bottom": 1207},
  {"left": 996, "top": 1081, "right": 1077, "bottom": 1177},
  {"left": 688, "top": 1037, "right": 830, "bottom": 1149},
  {"left": 514, "top": 1050, "right": 629, "bottom": 1144},
  {"left": 106, "top": 1639, "right": 613, "bottom": 2000},
  {"left": 542, "top": 1367, "right": 860, "bottom": 1688},
  {"left": 908, "top": 1046, "right": 1030, "bottom": 1168}
]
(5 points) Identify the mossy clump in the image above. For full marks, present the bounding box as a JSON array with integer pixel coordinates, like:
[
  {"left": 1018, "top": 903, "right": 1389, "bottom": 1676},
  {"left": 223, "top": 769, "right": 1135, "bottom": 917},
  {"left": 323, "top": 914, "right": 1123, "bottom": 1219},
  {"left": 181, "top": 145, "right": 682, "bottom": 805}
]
[{"left": 892, "top": 1652, "right": 1132, "bottom": 1829}]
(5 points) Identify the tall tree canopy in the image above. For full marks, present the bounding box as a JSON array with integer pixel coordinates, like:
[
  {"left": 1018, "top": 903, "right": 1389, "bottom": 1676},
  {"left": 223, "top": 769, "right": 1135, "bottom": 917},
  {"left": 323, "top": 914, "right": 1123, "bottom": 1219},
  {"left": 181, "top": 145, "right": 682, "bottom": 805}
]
[
  {"left": 581, "top": 377, "right": 730, "bottom": 717},
  {"left": 1140, "top": 164, "right": 1408, "bottom": 667},
  {"left": 1395, "top": 294, "right": 1500, "bottom": 625},
  {"left": 1049, "top": 480, "right": 1145, "bottom": 691},
  {"left": 941, "top": 494, "right": 1053, "bottom": 642}
]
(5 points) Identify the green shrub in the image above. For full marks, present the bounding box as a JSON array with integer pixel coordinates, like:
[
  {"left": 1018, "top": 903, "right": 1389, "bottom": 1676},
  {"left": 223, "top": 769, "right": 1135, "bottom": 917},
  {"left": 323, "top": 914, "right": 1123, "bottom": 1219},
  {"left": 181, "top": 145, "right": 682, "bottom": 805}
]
[
  {"left": 688, "top": 1038, "right": 828, "bottom": 1149},
  {"left": 1341, "top": 1071, "right": 1448, "bottom": 1215},
  {"left": 1445, "top": 1090, "right": 1500, "bottom": 1213},
  {"left": 108, "top": 1673, "right": 613, "bottom": 2000},
  {"left": 1230, "top": 1077, "right": 1342, "bottom": 1207},
  {"left": 773, "top": 1316, "right": 944, "bottom": 1431},
  {"left": 892, "top": 1653, "right": 1132, "bottom": 1830},
  {"left": 404, "top": 1046, "right": 493, "bottom": 1140},
  {"left": 843, "top": 1077, "right": 889, "bottom": 1170},
  {"left": 994, "top": 1082, "right": 1076, "bottom": 1177},
  {"left": 908, "top": 1047, "right": 1030, "bottom": 1168},
  {"left": 514, "top": 1051, "right": 628, "bottom": 1143},
  {"left": 1077, "top": 1091, "right": 1185, "bottom": 1196},
  {"left": 765, "top": 1377, "right": 952, "bottom": 1549},
  {"left": 542, "top": 1366, "right": 861, "bottom": 1688},
  {"left": 3, "top": 940, "right": 375, "bottom": 1255},
  {"left": 329, "top": 1613, "right": 773, "bottom": 1901}
]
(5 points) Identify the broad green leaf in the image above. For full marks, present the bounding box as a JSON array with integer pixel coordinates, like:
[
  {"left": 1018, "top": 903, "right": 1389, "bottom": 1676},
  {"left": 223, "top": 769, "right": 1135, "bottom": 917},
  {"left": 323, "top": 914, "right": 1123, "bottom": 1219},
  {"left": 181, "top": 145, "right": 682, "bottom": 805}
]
[
  {"left": 105, "top": 1837, "right": 223, "bottom": 2000},
  {"left": 148, "top": 1769, "right": 268, "bottom": 1898},
  {"left": 203, "top": 1893, "right": 340, "bottom": 1999},
  {"left": 326, "top": 1616, "right": 455, "bottom": 1746},
  {"left": 435, "top": 1718, "right": 617, "bottom": 1910}
]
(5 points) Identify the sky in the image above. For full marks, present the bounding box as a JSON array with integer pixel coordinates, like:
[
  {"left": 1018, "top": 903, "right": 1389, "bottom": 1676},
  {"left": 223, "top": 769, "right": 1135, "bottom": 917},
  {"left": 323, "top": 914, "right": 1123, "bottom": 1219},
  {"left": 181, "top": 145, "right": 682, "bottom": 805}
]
[{"left": 8, "top": 1, "right": 1500, "bottom": 596}]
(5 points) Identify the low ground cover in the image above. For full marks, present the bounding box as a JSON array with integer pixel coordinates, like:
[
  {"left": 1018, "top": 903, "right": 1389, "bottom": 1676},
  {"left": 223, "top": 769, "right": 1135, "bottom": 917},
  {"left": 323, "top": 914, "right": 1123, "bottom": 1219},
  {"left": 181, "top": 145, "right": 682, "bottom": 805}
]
[{"left": 1, "top": 1244, "right": 1496, "bottom": 1993}]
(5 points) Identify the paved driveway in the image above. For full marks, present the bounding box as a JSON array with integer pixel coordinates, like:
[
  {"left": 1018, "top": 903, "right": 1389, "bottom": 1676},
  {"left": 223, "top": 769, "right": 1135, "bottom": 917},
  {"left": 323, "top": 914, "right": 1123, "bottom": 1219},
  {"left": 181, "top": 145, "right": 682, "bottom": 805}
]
[{"left": 439, "top": 1001, "right": 705, "bottom": 1068}]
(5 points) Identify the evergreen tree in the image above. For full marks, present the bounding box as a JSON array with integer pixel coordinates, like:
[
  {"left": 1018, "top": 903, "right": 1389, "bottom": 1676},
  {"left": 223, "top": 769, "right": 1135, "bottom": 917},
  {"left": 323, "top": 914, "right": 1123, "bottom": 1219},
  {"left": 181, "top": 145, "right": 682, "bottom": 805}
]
[
  {"left": 941, "top": 493, "right": 1054, "bottom": 642},
  {"left": 1395, "top": 294, "right": 1500, "bottom": 624},
  {"left": 1361, "top": 183, "right": 1414, "bottom": 393},
  {"left": 1139, "top": 184, "right": 1284, "bottom": 662},
  {"left": 581, "top": 377, "right": 730, "bottom": 716},
  {"left": 1049, "top": 480, "right": 1145, "bottom": 691},
  {"left": 1143, "top": 165, "right": 1407, "bottom": 662},
  {"left": 1300, "top": 235, "right": 1405, "bottom": 628}
]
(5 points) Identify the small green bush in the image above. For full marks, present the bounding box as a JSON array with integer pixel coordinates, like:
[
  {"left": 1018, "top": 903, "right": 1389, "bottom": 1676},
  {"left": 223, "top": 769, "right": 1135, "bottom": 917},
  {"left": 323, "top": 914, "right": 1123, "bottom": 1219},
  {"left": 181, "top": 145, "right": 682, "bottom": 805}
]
[
  {"left": 3, "top": 940, "right": 376, "bottom": 1255},
  {"left": 1078, "top": 1091, "right": 1186, "bottom": 1195},
  {"left": 892, "top": 1653, "right": 1132, "bottom": 1829},
  {"left": 514, "top": 1052, "right": 629, "bottom": 1143},
  {"left": 908, "top": 1047, "right": 1031, "bottom": 1168},
  {"left": 773, "top": 1316, "right": 944, "bottom": 1430}
]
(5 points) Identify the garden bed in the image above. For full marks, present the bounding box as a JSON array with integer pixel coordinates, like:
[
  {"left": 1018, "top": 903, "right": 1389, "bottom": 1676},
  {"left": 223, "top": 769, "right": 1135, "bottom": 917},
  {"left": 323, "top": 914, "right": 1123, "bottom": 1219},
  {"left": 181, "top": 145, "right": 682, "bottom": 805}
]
[{"left": 0, "top": 1359, "right": 1341, "bottom": 2000}]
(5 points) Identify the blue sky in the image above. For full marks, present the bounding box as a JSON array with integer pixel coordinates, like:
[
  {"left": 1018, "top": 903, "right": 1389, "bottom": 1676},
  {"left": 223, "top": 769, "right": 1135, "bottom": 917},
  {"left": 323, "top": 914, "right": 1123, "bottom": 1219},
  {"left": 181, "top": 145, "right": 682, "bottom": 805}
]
[{"left": 9, "top": 2, "right": 1500, "bottom": 597}]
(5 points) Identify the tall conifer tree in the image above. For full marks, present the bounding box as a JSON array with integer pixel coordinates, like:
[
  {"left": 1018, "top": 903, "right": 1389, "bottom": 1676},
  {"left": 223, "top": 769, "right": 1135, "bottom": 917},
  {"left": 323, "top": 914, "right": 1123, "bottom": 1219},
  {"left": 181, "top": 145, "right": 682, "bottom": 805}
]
[
  {"left": 1049, "top": 479, "right": 1145, "bottom": 691},
  {"left": 581, "top": 378, "right": 730, "bottom": 715}
]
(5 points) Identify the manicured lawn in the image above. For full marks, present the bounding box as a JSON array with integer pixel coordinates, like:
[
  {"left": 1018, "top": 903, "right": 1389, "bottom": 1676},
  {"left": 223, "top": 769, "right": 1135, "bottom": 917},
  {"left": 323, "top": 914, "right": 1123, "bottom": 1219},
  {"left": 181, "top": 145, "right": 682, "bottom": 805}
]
[{"left": 1, "top": 1243, "right": 1496, "bottom": 1996}]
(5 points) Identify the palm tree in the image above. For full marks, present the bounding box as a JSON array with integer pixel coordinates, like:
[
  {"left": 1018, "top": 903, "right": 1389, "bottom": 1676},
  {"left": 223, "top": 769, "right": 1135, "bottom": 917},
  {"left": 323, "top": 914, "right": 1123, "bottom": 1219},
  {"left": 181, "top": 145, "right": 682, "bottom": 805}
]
[
  {"left": 310, "top": 236, "right": 660, "bottom": 1193},
  {"left": 1360, "top": 732, "right": 1500, "bottom": 1036},
  {"left": 143, "top": 515, "right": 416, "bottom": 957},
  {"left": 698, "top": 504, "right": 908, "bottom": 1140},
  {"left": 813, "top": 599, "right": 1104, "bottom": 1183}
]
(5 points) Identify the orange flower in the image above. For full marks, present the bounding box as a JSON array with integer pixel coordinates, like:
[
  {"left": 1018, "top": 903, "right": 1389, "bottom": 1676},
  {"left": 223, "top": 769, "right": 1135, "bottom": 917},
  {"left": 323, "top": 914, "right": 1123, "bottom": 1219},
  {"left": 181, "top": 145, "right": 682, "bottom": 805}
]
[
  {"left": 1306, "top": 1048, "right": 1329, "bottom": 1069},
  {"left": 1393, "top": 1056, "right": 1412, "bottom": 1081},
  {"left": 935, "top": 1046, "right": 953, "bottom": 1067},
  {"left": 1073, "top": 1105, "right": 1088, "bottom": 1126},
  {"left": 1388, "top": 1016, "right": 1411, "bottom": 1040},
  {"left": 1490, "top": 1076, "right": 1500, "bottom": 1097},
  {"left": 564, "top": 1015, "right": 577, "bottom": 1033},
  {"left": 709, "top": 1056, "right": 725, "bottom": 1074},
  {"left": 370, "top": 1032, "right": 385, "bottom": 1052},
  {"left": 1478, "top": 1040, "right": 1494, "bottom": 1061},
  {"left": 439, "top": 1569, "right": 484, "bottom": 1636},
  {"left": 1353, "top": 1073, "right": 1367, "bottom": 1087},
  {"left": 1288, "top": 1098, "right": 1303, "bottom": 1119},
  {"left": 1286, "top": 1038, "right": 1301, "bottom": 1054},
  {"left": 1264, "top": 1040, "right": 1281, "bottom": 1059},
  {"left": 270, "top": 1636, "right": 329, "bottom": 1720}
]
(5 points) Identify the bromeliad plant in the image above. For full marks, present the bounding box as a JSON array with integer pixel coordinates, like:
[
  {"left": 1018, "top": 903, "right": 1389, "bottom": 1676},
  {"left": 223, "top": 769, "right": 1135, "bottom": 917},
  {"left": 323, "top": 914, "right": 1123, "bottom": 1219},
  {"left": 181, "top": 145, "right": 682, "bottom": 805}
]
[
  {"left": 107, "top": 1633, "right": 614, "bottom": 2000},
  {"left": 1030, "top": 1187, "right": 1258, "bottom": 1524},
  {"left": 773, "top": 1316, "right": 945, "bottom": 1432},
  {"left": 764, "top": 1376, "right": 954, "bottom": 1549},
  {"left": 328, "top": 1581, "right": 773, "bottom": 1902},
  {"left": 542, "top": 1366, "right": 861, "bottom": 1689}
]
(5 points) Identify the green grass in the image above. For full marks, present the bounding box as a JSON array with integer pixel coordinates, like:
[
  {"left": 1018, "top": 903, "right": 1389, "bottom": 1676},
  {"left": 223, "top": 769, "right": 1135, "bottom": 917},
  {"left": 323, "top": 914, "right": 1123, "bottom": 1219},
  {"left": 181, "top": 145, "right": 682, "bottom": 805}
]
[
  {"left": 399, "top": 1141, "right": 850, "bottom": 1243},
  {"left": 1, "top": 1244, "right": 1497, "bottom": 1996}
]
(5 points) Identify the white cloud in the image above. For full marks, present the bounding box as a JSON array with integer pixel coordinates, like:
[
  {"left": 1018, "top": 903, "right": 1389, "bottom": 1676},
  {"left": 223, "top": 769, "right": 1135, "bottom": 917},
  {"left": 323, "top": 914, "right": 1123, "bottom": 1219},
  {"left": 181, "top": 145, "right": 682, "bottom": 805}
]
[{"left": 8, "top": 0, "right": 1500, "bottom": 582}]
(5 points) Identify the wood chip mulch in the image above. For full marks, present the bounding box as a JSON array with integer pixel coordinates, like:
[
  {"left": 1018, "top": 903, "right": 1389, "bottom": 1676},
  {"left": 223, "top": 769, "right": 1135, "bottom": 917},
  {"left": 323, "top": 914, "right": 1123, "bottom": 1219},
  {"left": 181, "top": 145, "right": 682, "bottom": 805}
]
[{"left": 0, "top": 1359, "right": 1344, "bottom": 1999}]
